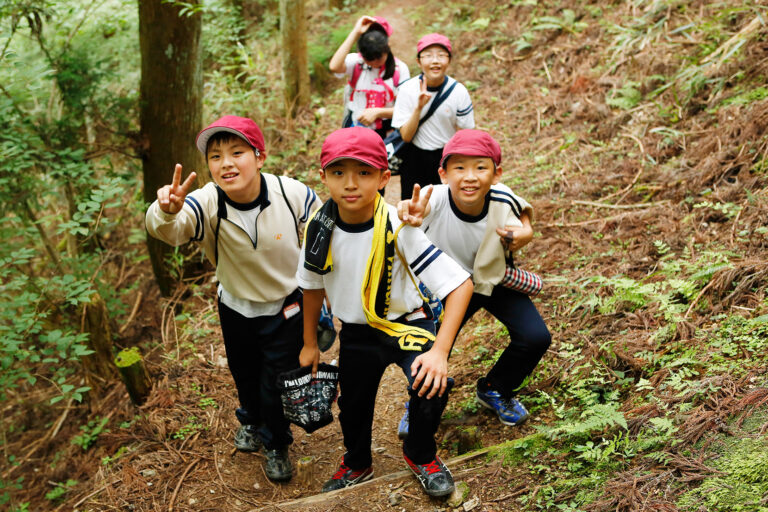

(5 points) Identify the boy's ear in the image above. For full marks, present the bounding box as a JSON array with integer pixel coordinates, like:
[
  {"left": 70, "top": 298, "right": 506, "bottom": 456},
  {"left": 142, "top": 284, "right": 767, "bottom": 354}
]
[
  {"left": 378, "top": 169, "right": 391, "bottom": 189},
  {"left": 255, "top": 151, "right": 267, "bottom": 170},
  {"left": 438, "top": 166, "right": 448, "bottom": 184},
  {"left": 319, "top": 169, "right": 327, "bottom": 185},
  {"left": 492, "top": 165, "right": 503, "bottom": 185}
]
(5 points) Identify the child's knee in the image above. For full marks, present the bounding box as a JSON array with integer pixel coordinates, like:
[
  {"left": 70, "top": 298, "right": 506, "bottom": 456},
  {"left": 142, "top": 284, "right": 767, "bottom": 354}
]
[{"left": 511, "top": 323, "right": 551, "bottom": 355}]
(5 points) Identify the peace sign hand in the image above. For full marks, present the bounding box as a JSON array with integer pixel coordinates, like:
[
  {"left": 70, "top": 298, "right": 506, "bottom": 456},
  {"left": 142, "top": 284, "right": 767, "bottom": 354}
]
[
  {"left": 157, "top": 164, "right": 197, "bottom": 214},
  {"left": 397, "top": 184, "right": 433, "bottom": 226},
  {"left": 417, "top": 76, "right": 432, "bottom": 109}
]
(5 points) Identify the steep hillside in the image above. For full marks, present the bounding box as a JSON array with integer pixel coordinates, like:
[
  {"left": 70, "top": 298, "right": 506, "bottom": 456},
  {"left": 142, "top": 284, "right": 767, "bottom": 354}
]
[{"left": 4, "top": 0, "right": 768, "bottom": 511}]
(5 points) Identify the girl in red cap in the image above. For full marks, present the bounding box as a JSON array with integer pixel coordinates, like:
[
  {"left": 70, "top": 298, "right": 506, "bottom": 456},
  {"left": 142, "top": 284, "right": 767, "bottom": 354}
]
[
  {"left": 392, "top": 33, "right": 475, "bottom": 200},
  {"left": 329, "top": 16, "right": 410, "bottom": 139}
]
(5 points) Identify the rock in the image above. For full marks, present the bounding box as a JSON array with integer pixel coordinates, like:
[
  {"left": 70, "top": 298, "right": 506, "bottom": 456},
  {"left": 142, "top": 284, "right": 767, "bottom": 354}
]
[
  {"left": 216, "top": 356, "right": 228, "bottom": 368},
  {"left": 463, "top": 496, "right": 480, "bottom": 511},
  {"left": 188, "top": 498, "right": 197, "bottom": 505},
  {"left": 253, "top": 481, "right": 261, "bottom": 490},
  {"left": 140, "top": 469, "right": 157, "bottom": 477},
  {"left": 446, "top": 481, "right": 470, "bottom": 508},
  {"left": 388, "top": 491, "right": 401, "bottom": 506}
]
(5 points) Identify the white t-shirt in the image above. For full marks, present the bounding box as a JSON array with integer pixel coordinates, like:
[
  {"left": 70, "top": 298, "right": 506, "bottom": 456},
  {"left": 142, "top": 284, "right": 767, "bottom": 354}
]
[
  {"left": 391, "top": 76, "right": 475, "bottom": 150},
  {"left": 336, "top": 53, "right": 410, "bottom": 128},
  {"left": 297, "top": 204, "right": 469, "bottom": 324},
  {"left": 421, "top": 184, "right": 532, "bottom": 275}
]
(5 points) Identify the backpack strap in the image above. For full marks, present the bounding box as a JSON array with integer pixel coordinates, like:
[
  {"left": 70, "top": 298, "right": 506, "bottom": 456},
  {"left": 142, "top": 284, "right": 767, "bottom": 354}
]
[
  {"left": 213, "top": 185, "right": 227, "bottom": 267},
  {"left": 418, "top": 76, "right": 457, "bottom": 127},
  {"left": 348, "top": 56, "right": 364, "bottom": 102},
  {"left": 276, "top": 176, "right": 300, "bottom": 246},
  {"left": 378, "top": 63, "right": 401, "bottom": 103}
]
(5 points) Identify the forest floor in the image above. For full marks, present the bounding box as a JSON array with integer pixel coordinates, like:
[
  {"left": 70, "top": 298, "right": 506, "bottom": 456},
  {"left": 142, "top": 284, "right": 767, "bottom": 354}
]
[{"left": 4, "top": 0, "right": 768, "bottom": 511}]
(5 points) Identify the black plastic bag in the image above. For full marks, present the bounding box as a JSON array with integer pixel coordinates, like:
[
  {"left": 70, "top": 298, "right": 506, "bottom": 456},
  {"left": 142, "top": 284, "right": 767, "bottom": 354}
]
[{"left": 277, "top": 363, "right": 339, "bottom": 433}]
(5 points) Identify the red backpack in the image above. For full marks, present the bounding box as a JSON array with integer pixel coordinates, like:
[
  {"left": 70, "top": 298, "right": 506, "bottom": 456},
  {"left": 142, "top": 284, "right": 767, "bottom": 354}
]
[{"left": 347, "top": 55, "right": 400, "bottom": 129}]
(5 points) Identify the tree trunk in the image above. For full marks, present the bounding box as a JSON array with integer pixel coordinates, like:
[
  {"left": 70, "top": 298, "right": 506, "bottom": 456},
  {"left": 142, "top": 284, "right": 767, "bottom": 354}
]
[
  {"left": 279, "top": 0, "right": 310, "bottom": 117},
  {"left": 81, "top": 292, "right": 115, "bottom": 384},
  {"left": 295, "top": 456, "right": 314, "bottom": 487},
  {"left": 139, "top": 0, "right": 206, "bottom": 296},
  {"left": 456, "top": 426, "right": 482, "bottom": 455},
  {"left": 115, "top": 347, "right": 153, "bottom": 405}
]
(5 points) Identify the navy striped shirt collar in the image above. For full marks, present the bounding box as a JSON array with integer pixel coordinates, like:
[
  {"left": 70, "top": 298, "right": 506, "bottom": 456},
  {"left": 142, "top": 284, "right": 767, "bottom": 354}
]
[{"left": 448, "top": 189, "right": 489, "bottom": 223}]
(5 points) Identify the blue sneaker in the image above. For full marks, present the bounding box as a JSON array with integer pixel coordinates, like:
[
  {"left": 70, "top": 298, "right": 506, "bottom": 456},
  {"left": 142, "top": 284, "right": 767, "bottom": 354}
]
[
  {"left": 476, "top": 388, "right": 529, "bottom": 426},
  {"left": 397, "top": 402, "right": 409, "bottom": 439}
]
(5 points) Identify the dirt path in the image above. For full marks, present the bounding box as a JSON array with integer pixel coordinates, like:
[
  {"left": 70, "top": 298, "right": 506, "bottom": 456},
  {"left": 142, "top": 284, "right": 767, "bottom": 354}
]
[
  {"left": 375, "top": 1, "right": 418, "bottom": 68},
  {"left": 214, "top": 2, "right": 487, "bottom": 506},
  {"left": 376, "top": 0, "right": 418, "bottom": 204}
]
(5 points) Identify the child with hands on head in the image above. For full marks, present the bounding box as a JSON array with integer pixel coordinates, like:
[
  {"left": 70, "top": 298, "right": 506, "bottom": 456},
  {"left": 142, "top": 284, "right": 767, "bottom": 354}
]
[
  {"left": 146, "top": 115, "right": 320, "bottom": 483},
  {"left": 399, "top": 129, "right": 551, "bottom": 428},
  {"left": 296, "top": 127, "right": 473, "bottom": 498},
  {"left": 329, "top": 15, "right": 410, "bottom": 138}
]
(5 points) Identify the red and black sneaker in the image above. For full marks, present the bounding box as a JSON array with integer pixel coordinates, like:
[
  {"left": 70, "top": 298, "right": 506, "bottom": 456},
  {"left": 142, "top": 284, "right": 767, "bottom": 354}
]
[
  {"left": 403, "top": 452, "right": 455, "bottom": 497},
  {"left": 321, "top": 459, "right": 374, "bottom": 492}
]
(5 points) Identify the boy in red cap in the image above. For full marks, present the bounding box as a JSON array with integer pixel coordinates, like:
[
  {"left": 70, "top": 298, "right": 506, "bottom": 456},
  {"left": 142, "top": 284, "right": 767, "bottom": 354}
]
[
  {"left": 146, "top": 115, "right": 320, "bottom": 482},
  {"left": 297, "top": 127, "right": 473, "bottom": 497},
  {"left": 392, "top": 33, "right": 475, "bottom": 200},
  {"left": 399, "top": 129, "right": 551, "bottom": 427}
]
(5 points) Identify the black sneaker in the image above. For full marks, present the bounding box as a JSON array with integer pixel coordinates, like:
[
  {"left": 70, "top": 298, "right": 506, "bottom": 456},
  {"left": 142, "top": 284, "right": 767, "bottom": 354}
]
[
  {"left": 264, "top": 447, "right": 292, "bottom": 482},
  {"left": 234, "top": 425, "right": 261, "bottom": 452},
  {"left": 321, "top": 459, "right": 374, "bottom": 492},
  {"left": 403, "top": 452, "right": 454, "bottom": 497}
]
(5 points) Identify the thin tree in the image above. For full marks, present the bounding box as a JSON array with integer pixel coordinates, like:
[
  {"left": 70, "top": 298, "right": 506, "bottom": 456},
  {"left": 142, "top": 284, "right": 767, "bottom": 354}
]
[
  {"left": 138, "top": 0, "right": 206, "bottom": 296},
  {"left": 279, "top": 0, "right": 310, "bottom": 117}
]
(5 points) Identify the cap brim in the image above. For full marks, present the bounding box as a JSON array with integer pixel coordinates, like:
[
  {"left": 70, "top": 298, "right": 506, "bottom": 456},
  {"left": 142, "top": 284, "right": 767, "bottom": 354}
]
[
  {"left": 323, "top": 156, "right": 386, "bottom": 170},
  {"left": 441, "top": 153, "right": 498, "bottom": 168},
  {"left": 196, "top": 126, "right": 252, "bottom": 155}
]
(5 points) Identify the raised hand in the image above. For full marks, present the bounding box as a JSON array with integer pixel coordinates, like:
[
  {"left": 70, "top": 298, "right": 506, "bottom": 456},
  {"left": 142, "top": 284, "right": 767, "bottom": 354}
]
[
  {"left": 397, "top": 184, "right": 433, "bottom": 226},
  {"left": 157, "top": 164, "right": 197, "bottom": 214},
  {"left": 354, "top": 15, "right": 378, "bottom": 35},
  {"left": 417, "top": 75, "right": 432, "bottom": 109}
]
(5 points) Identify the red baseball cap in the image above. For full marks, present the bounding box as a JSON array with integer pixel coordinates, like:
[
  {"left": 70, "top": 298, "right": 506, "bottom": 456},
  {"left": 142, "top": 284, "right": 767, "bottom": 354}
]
[
  {"left": 417, "top": 33, "right": 452, "bottom": 57},
  {"left": 321, "top": 127, "right": 388, "bottom": 170},
  {"left": 371, "top": 16, "right": 393, "bottom": 37},
  {"left": 196, "top": 115, "right": 266, "bottom": 155},
  {"left": 441, "top": 129, "right": 502, "bottom": 168}
]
